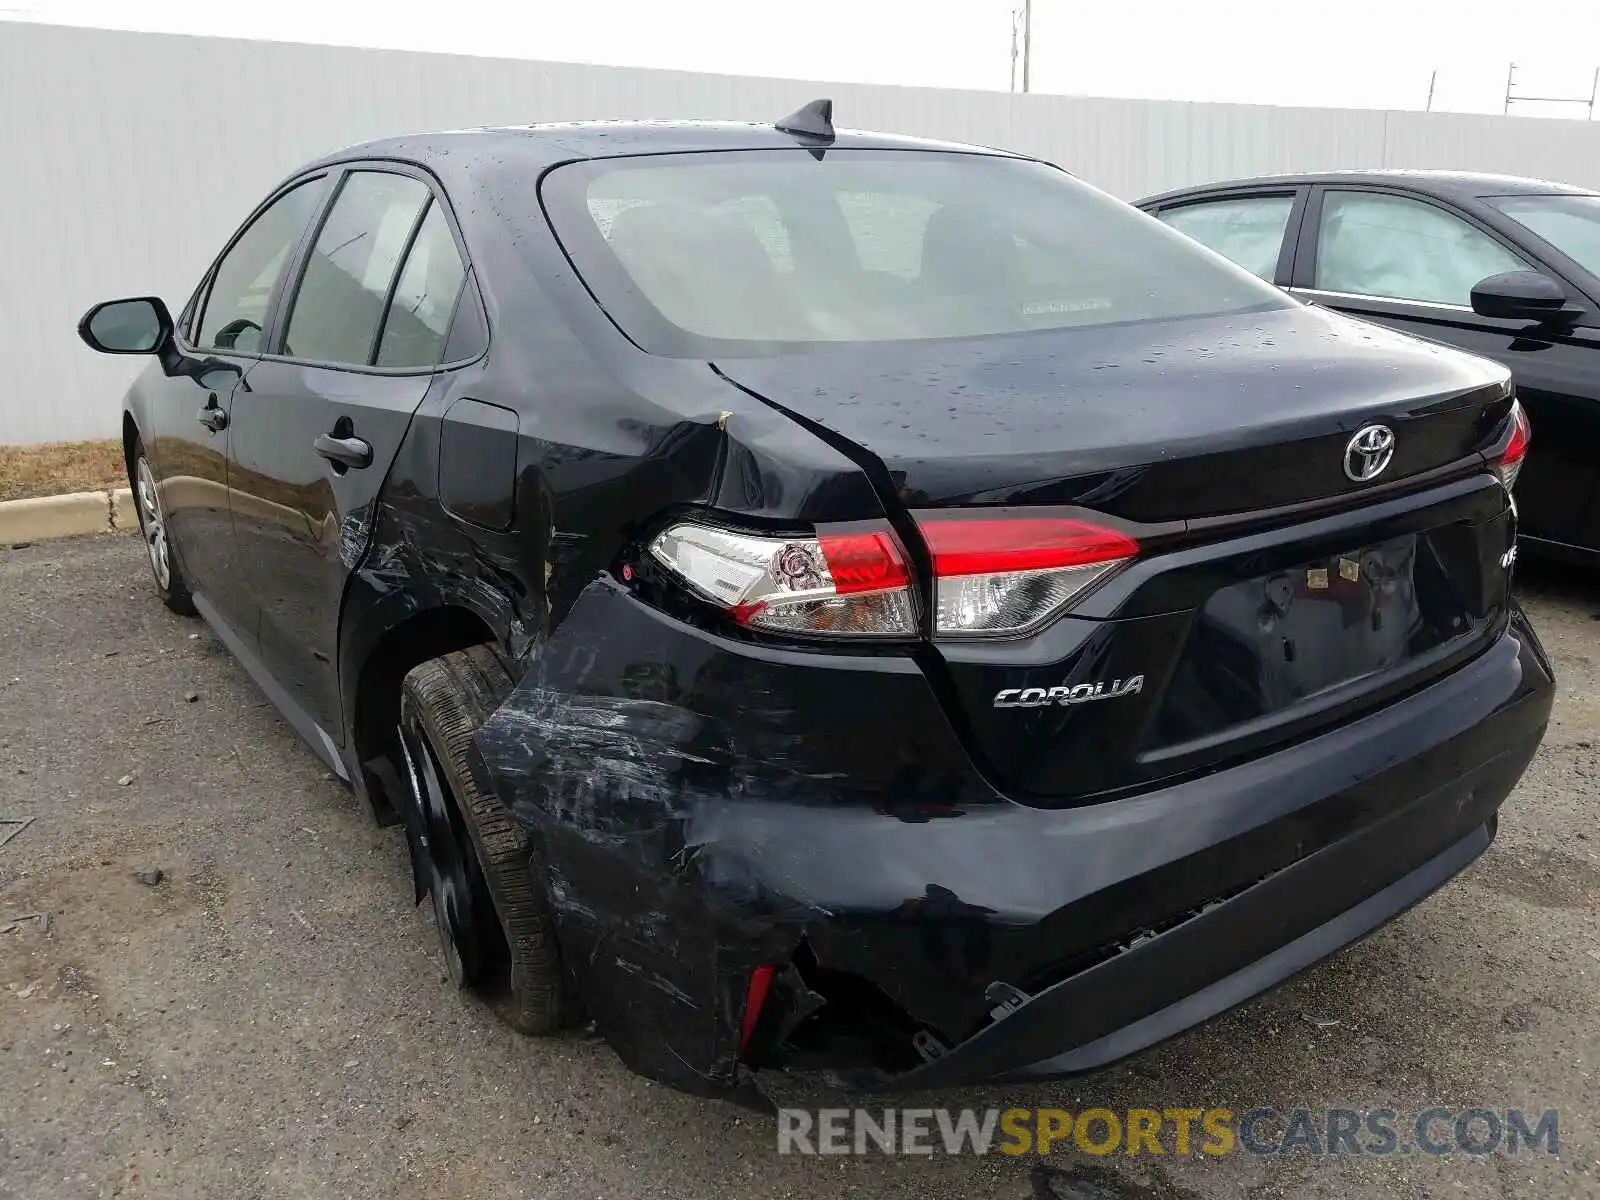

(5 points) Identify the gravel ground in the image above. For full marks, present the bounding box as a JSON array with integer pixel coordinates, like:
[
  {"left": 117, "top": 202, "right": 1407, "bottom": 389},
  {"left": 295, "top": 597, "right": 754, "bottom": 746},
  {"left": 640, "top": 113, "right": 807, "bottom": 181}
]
[{"left": 1, "top": 535, "right": 1596, "bottom": 1200}]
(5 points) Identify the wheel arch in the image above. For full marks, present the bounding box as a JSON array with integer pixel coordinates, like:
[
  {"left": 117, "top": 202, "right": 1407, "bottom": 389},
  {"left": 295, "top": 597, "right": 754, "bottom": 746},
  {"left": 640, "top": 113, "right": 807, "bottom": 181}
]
[
  {"left": 344, "top": 599, "right": 513, "bottom": 824},
  {"left": 121, "top": 410, "right": 141, "bottom": 480}
]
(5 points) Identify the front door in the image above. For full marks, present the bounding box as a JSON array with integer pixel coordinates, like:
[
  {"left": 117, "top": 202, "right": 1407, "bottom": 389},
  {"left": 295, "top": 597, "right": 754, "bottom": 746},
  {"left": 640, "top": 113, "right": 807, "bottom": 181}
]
[
  {"left": 1294, "top": 186, "right": 1600, "bottom": 550},
  {"left": 144, "top": 176, "right": 328, "bottom": 634},
  {"left": 224, "top": 167, "right": 470, "bottom": 745}
]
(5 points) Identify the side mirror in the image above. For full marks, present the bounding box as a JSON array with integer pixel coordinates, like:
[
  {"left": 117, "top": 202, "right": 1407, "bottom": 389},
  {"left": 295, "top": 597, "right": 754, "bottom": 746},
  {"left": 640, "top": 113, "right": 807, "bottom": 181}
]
[
  {"left": 77, "top": 296, "right": 174, "bottom": 355},
  {"left": 1469, "top": 270, "right": 1581, "bottom": 324}
]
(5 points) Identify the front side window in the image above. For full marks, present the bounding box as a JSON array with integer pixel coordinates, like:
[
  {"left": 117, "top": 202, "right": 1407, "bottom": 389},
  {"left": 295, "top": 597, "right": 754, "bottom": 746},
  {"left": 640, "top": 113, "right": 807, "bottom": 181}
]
[
  {"left": 1314, "top": 191, "right": 1526, "bottom": 305},
  {"left": 539, "top": 150, "right": 1289, "bottom": 356},
  {"left": 1157, "top": 195, "right": 1295, "bottom": 281},
  {"left": 1486, "top": 192, "right": 1600, "bottom": 279},
  {"left": 282, "top": 171, "right": 431, "bottom": 366},
  {"left": 195, "top": 178, "right": 324, "bottom": 354}
]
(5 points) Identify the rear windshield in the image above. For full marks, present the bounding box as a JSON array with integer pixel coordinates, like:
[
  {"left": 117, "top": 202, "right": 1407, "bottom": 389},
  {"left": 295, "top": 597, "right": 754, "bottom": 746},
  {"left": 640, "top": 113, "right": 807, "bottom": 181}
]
[{"left": 540, "top": 150, "right": 1290, "bottom": 357}]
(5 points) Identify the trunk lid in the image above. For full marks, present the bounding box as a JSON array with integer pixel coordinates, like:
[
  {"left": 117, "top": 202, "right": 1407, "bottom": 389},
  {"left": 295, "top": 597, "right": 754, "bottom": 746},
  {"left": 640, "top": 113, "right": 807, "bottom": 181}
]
[
  {"left": 713, "top": 305, "right": 1511, "bottom": 519},
  {"left": 716, "top": 305, "right": 1519, "bottom": 805}
]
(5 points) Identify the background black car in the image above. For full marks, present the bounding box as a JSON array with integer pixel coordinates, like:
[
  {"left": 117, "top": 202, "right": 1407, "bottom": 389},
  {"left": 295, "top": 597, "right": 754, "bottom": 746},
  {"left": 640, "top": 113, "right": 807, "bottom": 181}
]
[{"left": 1139, "top": 170, "right": 1600, "bottom": 565}]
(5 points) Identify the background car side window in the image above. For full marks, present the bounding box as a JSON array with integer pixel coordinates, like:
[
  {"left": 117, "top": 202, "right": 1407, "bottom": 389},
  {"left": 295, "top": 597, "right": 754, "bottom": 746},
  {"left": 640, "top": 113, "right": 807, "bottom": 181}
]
[
  {"left": 1314, "top": 191, "right": 1526, "bottom": 305},
  {"left": 282, "top": 171, "right": 431, "bottom": 366},
  {"left": 195, "top": 179, "right": 323, "bottom": 354},
  {"left": 1156, "top": 196, "right": 1294, "bottom": 281},
  {"left": 375, "top": 201, "right": 467, "bottom": 368}
]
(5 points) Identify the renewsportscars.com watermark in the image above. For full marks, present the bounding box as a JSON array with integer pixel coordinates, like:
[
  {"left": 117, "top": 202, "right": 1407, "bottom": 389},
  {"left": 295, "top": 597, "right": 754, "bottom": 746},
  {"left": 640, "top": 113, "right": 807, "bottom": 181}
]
[{"left": 776, "top": 1107, "right": 1560, "bottom": 1158}]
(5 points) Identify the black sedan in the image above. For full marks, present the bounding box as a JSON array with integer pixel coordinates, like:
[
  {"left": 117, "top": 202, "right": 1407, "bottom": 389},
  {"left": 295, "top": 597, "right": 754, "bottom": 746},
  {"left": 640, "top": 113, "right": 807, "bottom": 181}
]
[
  {"left": 77, "top": 105, "right": 1551, "bottom": 1107},
  {"left": 1139, "top": 169, "right": 1600, "bottom": 564}
]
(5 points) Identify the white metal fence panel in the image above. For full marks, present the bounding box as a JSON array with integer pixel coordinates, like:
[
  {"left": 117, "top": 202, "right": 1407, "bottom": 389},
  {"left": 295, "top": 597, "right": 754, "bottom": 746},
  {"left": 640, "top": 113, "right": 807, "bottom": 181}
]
[{"left": 5, "top": 20, "right": 1600, "bottom": 444}]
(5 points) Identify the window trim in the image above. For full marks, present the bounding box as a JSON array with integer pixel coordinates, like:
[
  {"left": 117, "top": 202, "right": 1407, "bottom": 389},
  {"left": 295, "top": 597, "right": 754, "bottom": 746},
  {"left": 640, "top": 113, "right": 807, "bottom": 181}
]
[
  {"left": 260, "top": 158, "right": 487, "bottom": 377},
  {"left": 179, "top": 172, "right": 333, "bottom": 359},
  {"left": 1291, "top": 184, "right": 1536, "bottom": 306},
  {"left": 369, "top": 196, "right": 436, "bottom": 366},
  {"left": 1147, "top": 186, "right": 1308, "bottom": 287}
]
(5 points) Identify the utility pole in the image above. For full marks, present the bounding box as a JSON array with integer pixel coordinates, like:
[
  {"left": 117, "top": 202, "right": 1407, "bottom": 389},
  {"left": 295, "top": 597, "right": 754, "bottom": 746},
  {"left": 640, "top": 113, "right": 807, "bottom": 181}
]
[
  {"left": 1009, "top": 6, "right": 1020, "bottom": 93},
  {"left": 1021, "top": 0, "right": 1033, "bottom": 93},
  {"left": 1425, "top": 69, "right": 1436, "bottom": 112}
]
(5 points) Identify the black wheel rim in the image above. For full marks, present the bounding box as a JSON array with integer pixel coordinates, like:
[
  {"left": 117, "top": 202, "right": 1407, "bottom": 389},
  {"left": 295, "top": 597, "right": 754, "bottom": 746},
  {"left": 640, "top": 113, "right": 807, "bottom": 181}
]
[{"left": 397, "top": 717, "right": 487, "bottom": 988}]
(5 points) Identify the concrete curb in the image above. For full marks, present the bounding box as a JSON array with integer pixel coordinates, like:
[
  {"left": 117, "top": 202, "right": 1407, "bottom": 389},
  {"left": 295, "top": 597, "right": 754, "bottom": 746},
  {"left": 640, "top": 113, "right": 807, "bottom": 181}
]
[{"left": 0, "top": 489, "right": 137, "bottom": 544}]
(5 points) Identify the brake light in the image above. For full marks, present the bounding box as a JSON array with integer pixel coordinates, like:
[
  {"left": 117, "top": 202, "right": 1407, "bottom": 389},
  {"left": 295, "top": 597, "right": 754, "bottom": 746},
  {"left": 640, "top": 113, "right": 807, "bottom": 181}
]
[
  {"left": 648, "top": 521, "right": 917, "bottom": 638},
  {"left": 1496, "top": 399, "right": 1531, "bottom": 491},
  {"left": 917, "top": 514, "right": 1138, "bottom": 638},
  {"left": 648, "top": 512, "right": 1137, "bottom": 641}
]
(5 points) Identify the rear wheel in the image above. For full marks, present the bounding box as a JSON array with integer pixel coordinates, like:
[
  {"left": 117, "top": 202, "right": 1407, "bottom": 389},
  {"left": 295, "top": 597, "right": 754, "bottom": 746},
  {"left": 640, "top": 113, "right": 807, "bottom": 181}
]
[
  {"left": 398, "top": 646, "right": 565, "bottom": 1034},
  {"left": 130, "top": 440, "right": 196, "bottom": 616}
]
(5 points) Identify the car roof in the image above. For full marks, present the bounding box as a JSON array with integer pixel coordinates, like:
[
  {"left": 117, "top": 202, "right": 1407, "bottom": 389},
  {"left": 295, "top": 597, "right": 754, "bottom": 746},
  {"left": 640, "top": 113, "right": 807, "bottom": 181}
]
[
  {"left": 1141, "top": 168, "right": 1600, "bottom": 206},
  {"left": 301, "top": 119, "right": 1024, "bottom": 174}
]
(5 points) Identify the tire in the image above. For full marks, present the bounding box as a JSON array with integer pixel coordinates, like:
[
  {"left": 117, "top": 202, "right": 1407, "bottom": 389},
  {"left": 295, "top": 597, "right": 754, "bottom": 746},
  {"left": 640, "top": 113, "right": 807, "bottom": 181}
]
[
  {"left": 400, "top": 645, "right": 565, "bottom": 1035},
  {"left": 129, "top": 439, "right": 197, "bottom": 616}
]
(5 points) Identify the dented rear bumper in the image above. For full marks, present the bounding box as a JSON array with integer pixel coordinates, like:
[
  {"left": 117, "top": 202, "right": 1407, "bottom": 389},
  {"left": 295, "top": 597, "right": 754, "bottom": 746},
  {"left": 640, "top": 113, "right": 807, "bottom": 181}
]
[{"left": 471, "top": 579, "right": 1553, "bottom": 1101}]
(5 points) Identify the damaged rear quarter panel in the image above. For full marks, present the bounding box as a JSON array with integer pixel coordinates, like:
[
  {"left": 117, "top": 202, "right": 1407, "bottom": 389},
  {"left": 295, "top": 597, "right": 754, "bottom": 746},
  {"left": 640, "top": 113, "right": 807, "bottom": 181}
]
[{"left": 472, "top": 577, "right": 998, "bottom": 1095}]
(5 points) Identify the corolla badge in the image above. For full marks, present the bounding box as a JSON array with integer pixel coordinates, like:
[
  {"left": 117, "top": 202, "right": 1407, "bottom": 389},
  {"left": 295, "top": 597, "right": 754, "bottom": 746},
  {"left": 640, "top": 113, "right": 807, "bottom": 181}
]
[
  {"left": 1344, "top": 424, "right": 1396, "bottom": 483},
  {"left": 994, "top": 676, "right": 1145, "bottom": 709}
]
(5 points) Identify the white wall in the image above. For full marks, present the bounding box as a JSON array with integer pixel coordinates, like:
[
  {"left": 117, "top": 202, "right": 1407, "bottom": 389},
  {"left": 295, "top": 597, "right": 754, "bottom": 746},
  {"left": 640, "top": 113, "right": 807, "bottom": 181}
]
[{"left": 4, "top": 20, "right": 1600, "bottom": 444}]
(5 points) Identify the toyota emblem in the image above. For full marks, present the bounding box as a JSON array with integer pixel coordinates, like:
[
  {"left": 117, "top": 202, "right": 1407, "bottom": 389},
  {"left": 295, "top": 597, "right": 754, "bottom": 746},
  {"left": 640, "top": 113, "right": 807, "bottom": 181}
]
[{"left": 1344, "top": 424, "right": 1396, "bottom": 483}]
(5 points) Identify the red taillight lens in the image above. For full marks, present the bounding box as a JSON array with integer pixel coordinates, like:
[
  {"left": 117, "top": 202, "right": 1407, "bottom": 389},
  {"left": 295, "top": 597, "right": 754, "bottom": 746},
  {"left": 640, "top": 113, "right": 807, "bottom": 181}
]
[
  {"left": 648, "top": 521, "right": 917, "bottom": 638},
  {"left": 816, "top": 529, "right": 913, "bottom": 594},
  {"left": 1497, "top": 399, "right": 1530, "bottom": 491},
  {"left": 917, "top": 513, "right": 1138, "bottom": 638},
  {"left": 648, "top": 512, "right": 1137, "bottom": 641},
  {"left": 740, "top": 964, "right": 777, "bottom": 1054}
]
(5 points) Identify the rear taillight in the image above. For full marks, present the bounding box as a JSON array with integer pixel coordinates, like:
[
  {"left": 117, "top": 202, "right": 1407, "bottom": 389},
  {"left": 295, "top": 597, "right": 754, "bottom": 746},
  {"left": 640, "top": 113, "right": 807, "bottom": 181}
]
[
  {"left": 648, "top": 521, "right": 917, "bottom": 638},
  {"left": 648, "top": 512, "right": 1137, "bottom": 641},
  {"left": 1496, "top": 398, "right": 1531, "bottom": 491},
  {"left": 917, "top": 514, "right": 1138, "bottom": 638}
]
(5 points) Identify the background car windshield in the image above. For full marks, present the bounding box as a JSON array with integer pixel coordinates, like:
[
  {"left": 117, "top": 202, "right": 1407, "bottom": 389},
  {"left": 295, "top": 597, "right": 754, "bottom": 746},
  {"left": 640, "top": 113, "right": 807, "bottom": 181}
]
[
  {"left": 541, "top": 151, "right": 1289, "bottom": 355},
  {"left": 1488, "top": 193, "right": 1600, "bottom": 279}
]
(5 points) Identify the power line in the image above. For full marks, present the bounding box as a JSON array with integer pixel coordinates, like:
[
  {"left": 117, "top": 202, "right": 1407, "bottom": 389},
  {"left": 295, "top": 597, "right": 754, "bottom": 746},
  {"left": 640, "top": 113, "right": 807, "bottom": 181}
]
[{"left": 1504, "top": 63, "right": 1600, "bottom": 119}]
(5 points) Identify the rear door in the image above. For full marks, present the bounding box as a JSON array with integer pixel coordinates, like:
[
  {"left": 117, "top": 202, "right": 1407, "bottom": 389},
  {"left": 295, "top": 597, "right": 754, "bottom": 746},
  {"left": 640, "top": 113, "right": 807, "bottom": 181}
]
[
  {"left": 1291, "top": 185, "right": 1600, "bottom": 548},
  {"left": 1147, "top": 188, "right": 1307, "bottom": 285},
  {"left": 224, "top": 164, "right": 475, "bottom": 748}
]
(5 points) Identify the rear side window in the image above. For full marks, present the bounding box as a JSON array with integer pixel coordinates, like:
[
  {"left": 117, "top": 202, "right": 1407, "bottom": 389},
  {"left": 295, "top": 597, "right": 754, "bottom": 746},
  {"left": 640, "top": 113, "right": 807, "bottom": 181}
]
[
  {"left": 539, "top": 150, "right": 1290, "bottom": 356},
  {"left": 282, "top": 171, "right": 431, "bottom": 366},
  {"left": 1157, "top": 196, "right": 1295, "bottom": 281},
  {"left": 376, "top": 203, "right": 467, "bottom": 368},
  {"left": 1314, "top": 191, "right": 1526, "bottom": 305},
  {"left": 195, "top": 179, "right": 324, "bottom": 353}
]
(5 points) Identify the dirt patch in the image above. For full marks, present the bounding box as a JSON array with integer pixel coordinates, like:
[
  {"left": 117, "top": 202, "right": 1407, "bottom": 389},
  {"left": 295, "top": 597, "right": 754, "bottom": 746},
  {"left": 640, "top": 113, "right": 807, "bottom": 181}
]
[
  {"left": 1470, "top": 843, "right": 1600, "bottom": 912},
  {"left": 0, "top": 439, "right": 125, "bottom": 502}
]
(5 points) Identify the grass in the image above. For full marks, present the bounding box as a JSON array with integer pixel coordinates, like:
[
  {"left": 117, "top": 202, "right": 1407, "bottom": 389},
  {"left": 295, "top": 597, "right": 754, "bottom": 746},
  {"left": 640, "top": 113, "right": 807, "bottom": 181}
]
[{"left": 0, "top": 439, "right": 127, "bottom": 502}]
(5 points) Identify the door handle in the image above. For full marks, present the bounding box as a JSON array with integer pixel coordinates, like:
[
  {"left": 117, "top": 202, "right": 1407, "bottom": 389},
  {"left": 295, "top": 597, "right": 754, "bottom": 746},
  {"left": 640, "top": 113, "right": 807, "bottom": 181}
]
[
  {"left": 196, "top": 396, "right": 228, "bottom": 432},
  {"left": 313, "top": 433, "right": 374, "bottom": 470}
]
